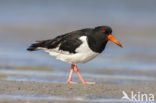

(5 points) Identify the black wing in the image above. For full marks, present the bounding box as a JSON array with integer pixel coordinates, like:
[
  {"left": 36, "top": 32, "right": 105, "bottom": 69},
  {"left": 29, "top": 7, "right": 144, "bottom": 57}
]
[{"left": 27, "top": 28, "right": 92, "bottom": 53}]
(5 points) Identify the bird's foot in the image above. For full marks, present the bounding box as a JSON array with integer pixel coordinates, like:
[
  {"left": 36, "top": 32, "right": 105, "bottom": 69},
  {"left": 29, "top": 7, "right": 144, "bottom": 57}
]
[
  {"left": 68, "top": 81, "right": 78, "bottom": 84},
  {"left": 82, "top": 82, "right": 96, "bottom": 84}
]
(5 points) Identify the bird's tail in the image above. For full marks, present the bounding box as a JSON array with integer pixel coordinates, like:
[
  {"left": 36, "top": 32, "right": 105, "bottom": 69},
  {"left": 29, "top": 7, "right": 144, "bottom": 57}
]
[{"left": 27, "top": 42, "right": 43, "bottom": 51}]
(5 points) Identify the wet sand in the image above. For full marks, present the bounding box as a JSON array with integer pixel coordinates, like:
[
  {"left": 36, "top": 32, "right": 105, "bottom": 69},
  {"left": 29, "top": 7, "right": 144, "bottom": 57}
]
[
  {"left": 1, "top": 1, "right": 156, "bottom": 103},
  {"left": 0, "top": 65, "right": 156, "bottom": 102},
  {"left": 0, "top": 80, "right": 156, "bottom": 103}
]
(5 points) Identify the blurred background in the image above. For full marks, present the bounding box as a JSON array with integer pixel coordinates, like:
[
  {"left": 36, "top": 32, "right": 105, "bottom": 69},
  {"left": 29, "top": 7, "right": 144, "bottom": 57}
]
[{"left": 0, "top": 0, "right": 156, "bottom": 84}]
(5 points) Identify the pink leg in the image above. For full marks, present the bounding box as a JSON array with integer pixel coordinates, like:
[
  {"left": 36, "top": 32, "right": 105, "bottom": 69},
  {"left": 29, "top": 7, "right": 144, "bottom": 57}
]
[
  {"left": 67, "top": 64, "right": 78, "bottom": 84},
  {"left": 73, "top": 64, "right": 96, "bottom": 84}
]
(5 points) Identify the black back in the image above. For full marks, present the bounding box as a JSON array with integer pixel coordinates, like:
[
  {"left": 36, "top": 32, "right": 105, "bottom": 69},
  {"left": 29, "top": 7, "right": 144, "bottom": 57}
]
[
  {"left": 27, "top": 28, "right": 92, "bottom": 53},
  {"left": 27, "top": 26, "right": 112, "bottom": 53}
]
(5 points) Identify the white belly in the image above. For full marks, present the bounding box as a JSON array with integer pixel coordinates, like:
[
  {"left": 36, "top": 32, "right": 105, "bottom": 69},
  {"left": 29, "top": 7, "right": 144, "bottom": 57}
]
[{"left": 43, "top": 36, "right": 99, "bottom": 64}]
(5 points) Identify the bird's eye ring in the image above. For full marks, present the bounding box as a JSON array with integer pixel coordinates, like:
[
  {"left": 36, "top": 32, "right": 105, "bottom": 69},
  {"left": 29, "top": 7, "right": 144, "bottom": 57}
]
[{"left": 102, "top": 29, "right": 106, "bottom": 32}]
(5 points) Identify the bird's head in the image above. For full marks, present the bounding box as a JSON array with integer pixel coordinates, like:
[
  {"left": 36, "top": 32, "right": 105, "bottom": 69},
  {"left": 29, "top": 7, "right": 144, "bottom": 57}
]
[{"left": 94, "top": 26, "right": 123, "bottom": 48}]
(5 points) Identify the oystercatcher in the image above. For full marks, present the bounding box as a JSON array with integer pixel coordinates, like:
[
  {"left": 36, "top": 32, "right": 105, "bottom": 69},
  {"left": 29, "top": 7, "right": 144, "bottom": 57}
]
[{"left": 27, "top": 26, "right": 123, "bottom": 84}]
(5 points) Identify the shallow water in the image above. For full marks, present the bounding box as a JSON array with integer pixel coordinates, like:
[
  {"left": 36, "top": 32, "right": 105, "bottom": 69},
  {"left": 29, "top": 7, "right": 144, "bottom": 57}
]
[
  {"left": 0, "top": 43, "right": 156, "bottom": 85},
  {"left": 0, "top": 94, "right": 134, "bottom": 103}
]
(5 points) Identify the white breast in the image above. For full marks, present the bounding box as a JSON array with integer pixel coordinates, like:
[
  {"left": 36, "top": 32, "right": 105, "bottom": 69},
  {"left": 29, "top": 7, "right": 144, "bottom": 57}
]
[{"left": 43, "top": 36, "right": 99, "bottom": 64}]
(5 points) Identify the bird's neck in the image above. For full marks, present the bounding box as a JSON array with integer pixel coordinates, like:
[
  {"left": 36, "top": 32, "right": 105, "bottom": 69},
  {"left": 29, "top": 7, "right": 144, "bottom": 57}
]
[{"left": 87, "top": 34, "right": 108, "bottom": 53}]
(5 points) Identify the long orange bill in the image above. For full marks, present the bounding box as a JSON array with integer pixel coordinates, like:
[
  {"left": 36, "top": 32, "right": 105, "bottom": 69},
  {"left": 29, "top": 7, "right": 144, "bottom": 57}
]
[{"left": 107, "top": 34, "right": 123, "bottom": 48}]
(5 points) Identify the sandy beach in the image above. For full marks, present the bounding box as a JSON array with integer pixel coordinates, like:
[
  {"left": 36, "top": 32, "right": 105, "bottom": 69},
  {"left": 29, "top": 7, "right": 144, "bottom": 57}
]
[
  {"left": 0, "top": 80, "right": 155, "bottom": 103},
  {"left": 0, "top": 63, "right": 156, "bottom": 103}
]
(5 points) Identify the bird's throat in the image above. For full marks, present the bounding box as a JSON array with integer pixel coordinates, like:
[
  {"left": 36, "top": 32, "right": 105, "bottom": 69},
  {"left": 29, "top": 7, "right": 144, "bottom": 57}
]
[{"left": 87, "top": 35, "right": 108, "bottom": 53}]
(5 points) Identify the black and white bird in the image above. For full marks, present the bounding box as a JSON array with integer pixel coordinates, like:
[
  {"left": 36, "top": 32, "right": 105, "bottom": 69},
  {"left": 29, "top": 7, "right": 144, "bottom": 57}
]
[{"left": 27, "top": 26, "right": 123, "bottom": 84}]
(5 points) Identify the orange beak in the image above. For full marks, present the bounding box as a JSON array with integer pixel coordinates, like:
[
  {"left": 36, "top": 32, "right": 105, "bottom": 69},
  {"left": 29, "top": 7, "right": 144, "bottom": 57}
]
[{"left": 107, "top": 34, "right": 123, "bottom": 48}]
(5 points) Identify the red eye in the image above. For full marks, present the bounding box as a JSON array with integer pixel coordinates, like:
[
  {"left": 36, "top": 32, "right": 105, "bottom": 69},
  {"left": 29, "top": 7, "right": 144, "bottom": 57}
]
[{"left": 102, "top": 29, "right": 106, "bottom": 32}]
